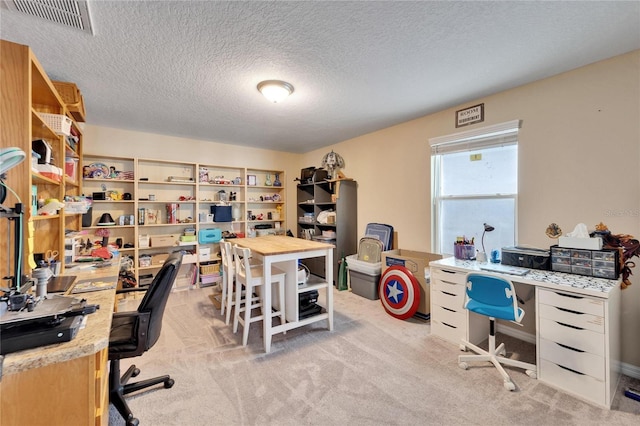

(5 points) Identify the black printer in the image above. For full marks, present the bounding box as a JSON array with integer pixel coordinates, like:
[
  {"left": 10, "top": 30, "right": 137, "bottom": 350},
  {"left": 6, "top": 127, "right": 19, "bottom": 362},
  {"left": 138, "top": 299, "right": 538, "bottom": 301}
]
[{"left": 501, "top": 246, "right": 550, "bottom": 270}]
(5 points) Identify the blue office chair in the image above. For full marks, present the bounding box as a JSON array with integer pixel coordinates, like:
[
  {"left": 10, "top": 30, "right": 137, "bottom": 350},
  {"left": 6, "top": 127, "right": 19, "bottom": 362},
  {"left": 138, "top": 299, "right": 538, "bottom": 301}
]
[{"left": 458, "top": 272, "right": 537, "bottom": 391}]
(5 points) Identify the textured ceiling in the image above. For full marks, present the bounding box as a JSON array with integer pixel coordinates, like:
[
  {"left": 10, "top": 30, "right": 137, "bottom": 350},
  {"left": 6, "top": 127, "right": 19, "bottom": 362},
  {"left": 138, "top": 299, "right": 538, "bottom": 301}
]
[{"left": 1, "top": 1, "right": 639, "bottom": 153}]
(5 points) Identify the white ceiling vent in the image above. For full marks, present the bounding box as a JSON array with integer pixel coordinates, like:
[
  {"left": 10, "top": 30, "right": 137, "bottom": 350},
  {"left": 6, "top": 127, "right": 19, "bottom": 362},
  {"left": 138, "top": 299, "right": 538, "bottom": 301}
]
[{"left": 3, "top": 0, "right": 94, "bottom": 35}]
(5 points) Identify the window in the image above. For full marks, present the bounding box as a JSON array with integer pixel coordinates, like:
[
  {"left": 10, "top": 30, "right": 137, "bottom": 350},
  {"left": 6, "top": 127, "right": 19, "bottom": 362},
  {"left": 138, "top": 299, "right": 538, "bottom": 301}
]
[{"left": 430, "top": 121, "right": 520, "bottom": 256}]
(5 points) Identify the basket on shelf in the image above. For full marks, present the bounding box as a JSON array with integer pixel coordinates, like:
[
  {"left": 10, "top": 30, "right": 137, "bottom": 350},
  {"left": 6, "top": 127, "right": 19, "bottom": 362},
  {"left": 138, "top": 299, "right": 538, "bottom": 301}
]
[
  {"left": 52, "top": 80, "right": 86, "bottom": 122},
  {"left": 40, "top": 113, "right": 72, "bottom": 136},
  {"left": 199, "top": 263, "right": 220, "bottom": 275}
]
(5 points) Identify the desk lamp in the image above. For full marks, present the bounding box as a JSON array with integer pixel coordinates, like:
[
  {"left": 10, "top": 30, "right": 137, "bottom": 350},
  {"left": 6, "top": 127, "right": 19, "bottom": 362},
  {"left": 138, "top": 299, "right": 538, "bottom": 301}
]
[{"left": 481, "top": 223, "right": 495, "bottom": 253}]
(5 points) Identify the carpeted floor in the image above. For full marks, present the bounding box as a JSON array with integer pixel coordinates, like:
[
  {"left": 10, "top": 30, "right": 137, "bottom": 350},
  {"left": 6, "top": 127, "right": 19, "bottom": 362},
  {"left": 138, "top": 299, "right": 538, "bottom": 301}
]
[{"left": 109, "top": 286, "right": 640, "bottom": 425}]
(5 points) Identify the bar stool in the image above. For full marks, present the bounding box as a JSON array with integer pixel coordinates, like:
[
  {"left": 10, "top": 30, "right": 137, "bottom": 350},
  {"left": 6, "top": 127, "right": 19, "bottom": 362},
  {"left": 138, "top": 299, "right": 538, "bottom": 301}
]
[
  {"left": 232, "top": 245, "right": 286, "bottom": 346},
  {"left": 218, "top": 241, "right": 234, "bottom": 325}
]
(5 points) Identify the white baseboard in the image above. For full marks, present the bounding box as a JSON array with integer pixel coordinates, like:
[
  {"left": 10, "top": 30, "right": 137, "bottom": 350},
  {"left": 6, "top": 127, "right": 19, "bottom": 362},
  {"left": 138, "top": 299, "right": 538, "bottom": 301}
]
[
  {"left": 621, "top": 362, "right": 640, "bottom": 379},
  {"left": 496, "top": 323, "right": 536, "bottom": 345},
  {"left": 496, "top": 324, "right": 640, "bottom": 379}
]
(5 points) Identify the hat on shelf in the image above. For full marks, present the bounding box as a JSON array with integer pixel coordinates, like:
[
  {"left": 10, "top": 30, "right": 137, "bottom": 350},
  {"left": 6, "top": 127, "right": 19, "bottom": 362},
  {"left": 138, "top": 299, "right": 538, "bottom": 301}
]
[{"left": 97, "top": 212, "right": 115, "bottom": 226}]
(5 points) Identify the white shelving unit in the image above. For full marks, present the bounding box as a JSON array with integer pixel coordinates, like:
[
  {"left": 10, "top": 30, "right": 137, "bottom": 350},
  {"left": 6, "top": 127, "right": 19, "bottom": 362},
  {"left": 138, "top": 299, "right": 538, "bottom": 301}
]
[{"left": 81, "top": 155, "right": 285, "bottom": 286}]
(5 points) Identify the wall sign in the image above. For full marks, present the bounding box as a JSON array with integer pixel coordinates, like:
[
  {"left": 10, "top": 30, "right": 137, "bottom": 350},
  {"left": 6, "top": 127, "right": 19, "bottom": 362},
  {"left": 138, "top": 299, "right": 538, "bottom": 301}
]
[{"left": 456, "top": 103, "right": 484, "bottom": 128}]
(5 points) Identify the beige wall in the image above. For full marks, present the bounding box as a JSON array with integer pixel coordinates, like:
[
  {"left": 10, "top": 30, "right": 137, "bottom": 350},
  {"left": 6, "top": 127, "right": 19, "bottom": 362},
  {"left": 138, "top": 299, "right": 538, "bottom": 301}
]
[
  {"left": 300, "top": 50, "right": 640, "bottom": 368},
  {"left": 84, "top": 49, "right": 640, "bottom": 368}
]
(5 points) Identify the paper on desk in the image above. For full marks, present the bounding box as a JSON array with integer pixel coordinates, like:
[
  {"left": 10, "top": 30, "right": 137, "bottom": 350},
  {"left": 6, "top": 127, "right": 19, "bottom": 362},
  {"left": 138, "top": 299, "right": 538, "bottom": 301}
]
[{"left": 566, "top": 223, "right": 590, "bottom": 238}]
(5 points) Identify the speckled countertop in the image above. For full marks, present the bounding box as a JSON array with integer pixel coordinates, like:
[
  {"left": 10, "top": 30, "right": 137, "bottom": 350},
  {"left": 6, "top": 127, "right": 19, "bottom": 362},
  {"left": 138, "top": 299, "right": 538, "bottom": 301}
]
[
  {"left": 429, "top": 257, "right": 620, "bottom": 299},
  {"left": 1, "top": 263, "right": 118, "bottom": 377}
]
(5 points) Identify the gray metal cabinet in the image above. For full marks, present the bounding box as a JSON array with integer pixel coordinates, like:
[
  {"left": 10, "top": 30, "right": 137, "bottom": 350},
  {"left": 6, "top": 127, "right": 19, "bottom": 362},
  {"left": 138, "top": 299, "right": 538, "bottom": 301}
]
[{"left": 297, "top": 179, "right": 357, "bottom": 284}]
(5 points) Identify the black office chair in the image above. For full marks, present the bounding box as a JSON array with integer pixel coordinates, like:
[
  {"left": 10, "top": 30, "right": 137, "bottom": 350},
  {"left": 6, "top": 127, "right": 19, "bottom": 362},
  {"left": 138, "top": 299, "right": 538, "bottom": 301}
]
[{"left": 109, "top": 253, "right": 182, "bottom": 426}]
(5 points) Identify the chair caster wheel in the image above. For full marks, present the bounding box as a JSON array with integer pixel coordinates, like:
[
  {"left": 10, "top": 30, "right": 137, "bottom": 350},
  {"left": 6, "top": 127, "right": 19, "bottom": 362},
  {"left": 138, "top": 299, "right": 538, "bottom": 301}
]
[
  {"left": 132, "top": 367, "right": 140, "bottom": 377},
  {"left": 526, "top": 370, "right": 537, "bottom": 379},
  {"left": 458, "top": 362, "right": 468, "bottom": 370},
  {"left": 126, "top": 418, "right": 139, "bottom": 426},
  {"left": 164, "top": 378, "right": 175, "bottom": 388},
  {"left": 504, "top": 381, "right": 516, "bottom": 391}
]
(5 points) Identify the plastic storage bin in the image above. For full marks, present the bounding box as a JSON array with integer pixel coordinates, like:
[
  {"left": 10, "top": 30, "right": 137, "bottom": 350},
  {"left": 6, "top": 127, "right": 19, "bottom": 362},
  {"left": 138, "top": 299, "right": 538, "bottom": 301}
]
[
  {"left": 349, "top": 270, "right": 381, "bottom": 300},
  {"left": 347, "top": 254, "right": 382, "bottom": 300}
]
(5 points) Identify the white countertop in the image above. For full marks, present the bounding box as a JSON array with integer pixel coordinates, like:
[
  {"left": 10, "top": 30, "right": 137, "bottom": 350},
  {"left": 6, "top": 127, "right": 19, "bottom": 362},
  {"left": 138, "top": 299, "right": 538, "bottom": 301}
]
[{"left": 429, "top": 257, "right": 621, "bottom": 299}]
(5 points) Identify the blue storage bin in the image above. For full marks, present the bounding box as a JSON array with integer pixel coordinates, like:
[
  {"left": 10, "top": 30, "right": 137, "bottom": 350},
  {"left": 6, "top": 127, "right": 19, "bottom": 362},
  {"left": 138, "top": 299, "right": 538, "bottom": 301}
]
[
  {"left": 198, "top": 228, "right": 222, "bottom": 244},
  {"left": 211, "top": 205, "right": 232, "bottom": 222}
]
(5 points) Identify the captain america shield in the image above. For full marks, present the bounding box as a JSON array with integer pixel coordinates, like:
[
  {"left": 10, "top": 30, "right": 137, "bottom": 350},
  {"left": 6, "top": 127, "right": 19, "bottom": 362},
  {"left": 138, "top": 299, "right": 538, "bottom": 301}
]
[{"left": 379, "top": 266, "right": 421, "bottom": 320}]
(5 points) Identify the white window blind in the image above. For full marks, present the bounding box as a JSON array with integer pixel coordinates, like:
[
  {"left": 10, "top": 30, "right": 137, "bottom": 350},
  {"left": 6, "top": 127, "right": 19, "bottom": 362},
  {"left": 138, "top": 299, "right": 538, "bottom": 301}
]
[{"left": 430, "top": 120, "right": 520, "bottom": 256}]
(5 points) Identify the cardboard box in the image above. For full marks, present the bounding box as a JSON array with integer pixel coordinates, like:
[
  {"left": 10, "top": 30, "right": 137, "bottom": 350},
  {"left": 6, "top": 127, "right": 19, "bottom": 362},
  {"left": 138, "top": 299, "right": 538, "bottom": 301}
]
[
  {"left": 381, "top": 249, "right": 443, "bottom": 318},
  {"left": 150, "top": 235, "right": 177, "bottom": 247},
  {"left": 152, "top": 253, "right": 170, "bottom": 265}
]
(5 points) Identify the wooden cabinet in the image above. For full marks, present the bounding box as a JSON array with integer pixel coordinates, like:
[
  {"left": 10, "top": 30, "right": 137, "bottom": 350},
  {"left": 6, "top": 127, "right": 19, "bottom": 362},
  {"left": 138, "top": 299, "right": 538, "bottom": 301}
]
[
  {"left": 297, "top": 179, "right": 357, "bottom": 284},
  {"left": 81, "top": 155, "right": 285, "bottom": 287},
  {"left": 0, "top": 40, "right": 83, "bottom": 282}
]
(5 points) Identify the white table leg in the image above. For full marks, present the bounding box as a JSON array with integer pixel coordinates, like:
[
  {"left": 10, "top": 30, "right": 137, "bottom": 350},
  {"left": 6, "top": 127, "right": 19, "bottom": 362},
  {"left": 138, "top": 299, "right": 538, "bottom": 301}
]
[
  {"left": 326, "top": 248, "right": 334, "bottom": 331},
  {"left": 263, "top": 257, "right": 272, "bottom": 353}
]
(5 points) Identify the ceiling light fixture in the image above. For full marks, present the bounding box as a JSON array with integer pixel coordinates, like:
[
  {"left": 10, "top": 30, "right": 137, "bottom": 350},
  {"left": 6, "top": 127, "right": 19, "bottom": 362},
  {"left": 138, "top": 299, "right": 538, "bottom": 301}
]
[{"left": 257, "top": 80, "right": 294, "bottom": 103}]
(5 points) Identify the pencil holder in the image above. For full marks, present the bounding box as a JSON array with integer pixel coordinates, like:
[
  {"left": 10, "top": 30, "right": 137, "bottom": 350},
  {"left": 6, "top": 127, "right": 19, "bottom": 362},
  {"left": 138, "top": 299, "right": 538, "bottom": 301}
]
[{"left": 454, "top": 244, "right": 475, "bottom": 260}]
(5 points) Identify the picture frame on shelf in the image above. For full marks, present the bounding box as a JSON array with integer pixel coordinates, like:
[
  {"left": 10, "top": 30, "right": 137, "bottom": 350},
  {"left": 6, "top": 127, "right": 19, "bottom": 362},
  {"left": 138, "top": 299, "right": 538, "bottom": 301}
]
[
  {"left": 247, "top": 174, "right": 257, "bottom": 186},
  {"left": 146, "top": 209, "right": 159, "bottom": 224}
]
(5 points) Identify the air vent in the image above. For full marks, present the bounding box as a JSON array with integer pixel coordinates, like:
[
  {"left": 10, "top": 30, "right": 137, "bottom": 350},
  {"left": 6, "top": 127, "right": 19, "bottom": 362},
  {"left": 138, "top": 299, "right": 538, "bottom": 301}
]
[{"left": 3, "top": 0, "right": 94, "bottom": 35}]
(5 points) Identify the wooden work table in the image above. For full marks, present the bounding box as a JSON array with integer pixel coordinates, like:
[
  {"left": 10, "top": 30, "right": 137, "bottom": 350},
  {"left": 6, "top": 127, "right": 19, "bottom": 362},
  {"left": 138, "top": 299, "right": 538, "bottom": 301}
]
[
  {"left": 0, "top": 260, "right": 120, "bottom": 426},
  {"left": 234, "top": 235, "right": 335, "bottom": 353}
]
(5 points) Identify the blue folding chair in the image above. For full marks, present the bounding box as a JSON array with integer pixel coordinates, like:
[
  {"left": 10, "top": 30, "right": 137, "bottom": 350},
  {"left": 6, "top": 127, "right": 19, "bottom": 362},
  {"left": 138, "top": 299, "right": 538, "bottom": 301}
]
[{"left": 458, "top": 273, "right": 537, "bottom": 391}]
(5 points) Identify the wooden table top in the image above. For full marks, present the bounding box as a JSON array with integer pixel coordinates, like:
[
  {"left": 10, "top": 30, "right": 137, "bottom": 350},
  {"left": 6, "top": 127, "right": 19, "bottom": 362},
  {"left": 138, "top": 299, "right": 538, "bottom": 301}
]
[{"left": 233, "top": 235, "right": 334, "bottom": 256}]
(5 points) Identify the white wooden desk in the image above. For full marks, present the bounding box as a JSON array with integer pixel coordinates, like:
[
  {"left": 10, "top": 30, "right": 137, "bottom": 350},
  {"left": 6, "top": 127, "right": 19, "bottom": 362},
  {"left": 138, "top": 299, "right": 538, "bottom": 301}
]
[
  {"left": 234, "top": 235, "right": 335, "bottom": 353},
  {"left": 429, "top": 257, "right": 621, "bottom": 408}
]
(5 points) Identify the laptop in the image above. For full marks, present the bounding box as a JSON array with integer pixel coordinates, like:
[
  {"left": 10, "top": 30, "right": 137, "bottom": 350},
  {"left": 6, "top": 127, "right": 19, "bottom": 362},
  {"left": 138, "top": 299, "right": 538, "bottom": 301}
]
[{"left": 46, "top": 275, "right": 78, "bottom": 293}]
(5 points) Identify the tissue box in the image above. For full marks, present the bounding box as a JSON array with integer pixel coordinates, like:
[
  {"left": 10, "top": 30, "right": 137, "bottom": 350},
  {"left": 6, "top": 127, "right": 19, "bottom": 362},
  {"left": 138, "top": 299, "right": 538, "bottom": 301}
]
[{"left": 558, "top": 236, "right": 603, "bottom": 250}]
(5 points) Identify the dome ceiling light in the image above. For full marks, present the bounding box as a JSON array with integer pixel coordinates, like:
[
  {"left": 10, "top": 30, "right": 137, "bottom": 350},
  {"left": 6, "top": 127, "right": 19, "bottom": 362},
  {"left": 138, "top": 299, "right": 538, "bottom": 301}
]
[{"left": 257, "top": 80, "right": 294, "bottom": 103}]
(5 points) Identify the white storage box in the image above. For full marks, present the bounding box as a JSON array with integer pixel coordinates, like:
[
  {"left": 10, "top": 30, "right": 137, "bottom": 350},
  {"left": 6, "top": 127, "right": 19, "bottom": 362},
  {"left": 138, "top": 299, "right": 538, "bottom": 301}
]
[
  {"left": 199, "top": 247, "right": 211, "bottom": 261},
  {"left": 346, "top": 254, "right": 381, "bottom": 275},
  {"left": 40, "top": 113, "right": 72, "bottom": 136}
]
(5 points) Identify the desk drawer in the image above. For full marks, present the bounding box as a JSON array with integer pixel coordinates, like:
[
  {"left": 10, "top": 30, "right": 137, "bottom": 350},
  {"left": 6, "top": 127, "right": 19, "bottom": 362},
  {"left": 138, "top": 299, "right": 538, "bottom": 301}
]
[
  {"left": 432, "top": 303, "right": 466, "bottom": 329},
  {"left": 539, "top": 359, "right": 606, "bottom": 406},
  {"left": 538, "top": 289, "right": 604, "bottom": 317},
  {"left": 540, "top": 337, "right": 605, "bottom": 380},
  {"left": 431, "top": 286, "right": 464, "bottom": 310},
  {"left": 431, "top": 304, "right": 466, "bottom": 343},
  {"left": 431, "top": 268, "right": 466, "bottom": 285},
  {"left": 431, "top": 318, "right": 465, "bottom": 345},
  {"left": 539, "top": 317, "right": 605, "bottom": 356},
  {"left": 538, "top": 303, "right": 604, "bottom": 333}
]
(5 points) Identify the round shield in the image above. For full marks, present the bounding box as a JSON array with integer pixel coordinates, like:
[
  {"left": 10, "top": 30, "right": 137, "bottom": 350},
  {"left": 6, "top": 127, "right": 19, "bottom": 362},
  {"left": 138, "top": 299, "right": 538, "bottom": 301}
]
[{"left": 379, "top": 265, "right": 421, "bottom": 320}]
